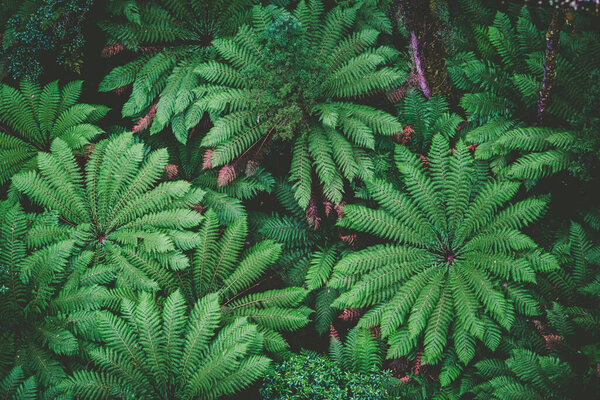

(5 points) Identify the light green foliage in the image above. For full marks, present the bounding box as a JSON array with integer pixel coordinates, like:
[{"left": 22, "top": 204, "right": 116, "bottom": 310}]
[
  {"left": 330, "top": 134, "right": 558, "bottom": 367},
  {"left": 100, "top": 0, "right": 258, "bottom": 138},
  {"left": 11, "top": 132, "right": 205, "bottom": 292},
  {"left": 0, "top": 80, "right": 107, "bottom": 185},
  {"left": 191, "top": 0, "right": 403, "bottom": 207},
  {"left": 61, "top": 290, "right": 271, "bottom": 399},
  {"left": 182, "top": 209, "right": 311, "bottom": 353}
]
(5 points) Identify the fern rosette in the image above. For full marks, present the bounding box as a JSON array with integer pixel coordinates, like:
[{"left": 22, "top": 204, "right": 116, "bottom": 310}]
[
  {"left": 329, "top": 134, "right": 559, "bottom": 367},
  {"left": 12, "top": 132, "right": 205, "bottom": 292},
  {"left": 61, "top": 290, "right": 272, "bottom": 399},
  {"left": 190, "top": 0, "right": 404, "bottom": 208},
  {"left": 100, "top": 0, "right": 257, "bottom": 140},
  {"left": 0, "top": 80, "right": 107, "bottom": 185}
]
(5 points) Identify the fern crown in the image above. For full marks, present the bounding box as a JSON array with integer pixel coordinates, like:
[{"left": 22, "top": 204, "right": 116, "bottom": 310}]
[
  {"left": 191, "top": 0, "right": 404, "bottom": 208},
  {"left": 0, "top": 200, "right": 108, "bottom": 390},
  {"left": 12, "top": 132, "right": 205, "bottom": 292},
  {"left": 61, "top": 290, "right": 272, "bottom": 399},
  {"left": 100, "top": 0, "right": 257, "bottom": 140},
  {"left": 330, "top": 134, "right": 558, "bottom": 365}
]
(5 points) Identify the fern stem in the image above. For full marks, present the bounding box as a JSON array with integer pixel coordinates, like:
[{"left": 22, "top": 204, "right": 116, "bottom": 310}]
[
  {"left": 410, "top": 31, "right": 431, "bottom": 98},
  {"left": 537, "top": 9, "right": 566, "bottom": 124}
]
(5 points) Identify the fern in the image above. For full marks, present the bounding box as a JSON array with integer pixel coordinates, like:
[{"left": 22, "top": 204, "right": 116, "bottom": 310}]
[
  {"left": 468, "top": 349, "right": 574, "bottom": 400},
  {"left": 0, "top": 80, "right": 107, "bottom": 185},
  {"left": 329, "top": 326, "right": 384, "bottom": 374},
  {"left": 181, "top": 209, "right": 311, "bottom": 353},
  {"left": 157, "top": 133, "right": 275, "bottom": 225},
  {"left": 11, "top": 132, "right": 204, "bottom": 292},
  {"left": 100, "top": 0, "right": 258, "bottom": 135},
  {"left": 329, "top": 134, "right": 558, "bottom": 366},
  {"left": 251, "top": 178, "right": 352, "bottom": 334},
  {"left": 61, "top": 290, "right": 271, "bottom": 399},
  {"left": 541, "top": 221, "right": 600, "bottom": 343},
  {"left": 0, "top": 200, "right": 108, "bottom": 391},
  {"left": 449, "top": 6, "right": 600, "bottom": 182},
  {"left": 191, "top": 0, "right": 403, "bottom": 208},
  {"left": 396, "top": 91, "right": 463, "bottom": 153}
]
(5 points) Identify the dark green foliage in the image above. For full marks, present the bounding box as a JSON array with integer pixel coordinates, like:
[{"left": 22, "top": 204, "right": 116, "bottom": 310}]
[
  {"left": 12, "top": 132, "right": 205, "bottom": 292},
  {"left": 329, "top": 327, "right": 386, "bottom": 374},
  {"left": 61, "top": 290, "right": 271, "bottom": 399},
  {"left": 0, "top": 79, "right": 107, "bottom": 185},
  {"left": 0, "top": 200, "right": 107, "bottom": 391},
  {"left": 469, "top": 349, "right": 574, "bottom": 400},
  {"left": 0, "top": 0, "right": 92, "bottom": 80},
  {"left": 260, "top": 351, "right": 396, "bottom": 400},
  {"left": 0, "top": 366, "right": 39, "bottom": 400},
  {"left": 100, "top": 0, "right": 258, "bottom": 140},
  {"left": 165, "top": 133, "right": 275, "bottom": 224},
  {"left": 1, "top": 1, "right": 600, "bottom": 399},
  {"left": 538, "top": 221, "right": 600, "bottom": 392},
  {"left": 449, "top": 5, "right": 600, "bottom": 182},
  {"left": 396, "top": 91, "right": 463, "bottom": 153},
  {"left": 191, "top": 0, "right": 403, "bottom": 207},
  {"left": 251, "top": 179, "right": 351, "bottom": 334},
  {"left": 330, "top": 134, "right": 558, "bottom": 366},
  {"left": 179, "top": 209, "right": 311, "bottom": 353}
]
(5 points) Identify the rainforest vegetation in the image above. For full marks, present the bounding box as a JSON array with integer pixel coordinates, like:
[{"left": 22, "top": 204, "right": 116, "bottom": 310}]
[{"left": 1, "top": 0, "right": 599, "bottom": 399}]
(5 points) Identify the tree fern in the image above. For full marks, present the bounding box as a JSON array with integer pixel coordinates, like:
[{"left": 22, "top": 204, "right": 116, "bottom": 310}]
[
  {"left": 0, "top": 79, "right": 107, "bottom": 185},
  {"left": 329, "top": 134, "right": 558, "bottom": 366},
  {"left": 0, "top": 200, "right": 108, "bottom": 392},
  {"left": 100, "top": 0, "right": 258, "bottom": 137},
  {"left": 61, "top": 290, "right": 271, "bottom": 399},
  {"left": 448, "top": 6, "right": 600, "bottom": 126},
  {"left": 541, "top": 222, "right": 600, "bottom": 347},
  {"left": 11, "top": 132, "right": 204, "bottom": 292},
  {"left": 448, "top": 6, "right": 600, "bottom": 182},
  {"left": 180, "top": 208, "right": 311, "bottom": 353},
  {"left": 191, "top": 0, "right": 403, "bottom": 208}
]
